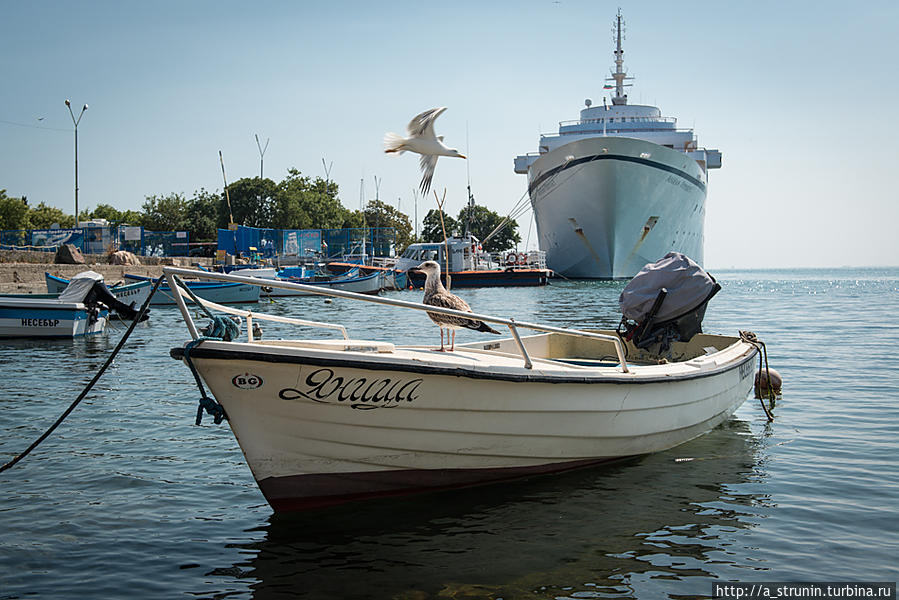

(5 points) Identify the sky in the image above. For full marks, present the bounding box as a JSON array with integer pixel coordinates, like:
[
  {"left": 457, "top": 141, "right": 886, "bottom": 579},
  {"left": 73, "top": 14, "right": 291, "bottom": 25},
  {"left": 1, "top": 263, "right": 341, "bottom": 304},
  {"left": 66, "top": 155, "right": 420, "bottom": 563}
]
[{"left": 2, "top": 0, "right": 898, "bottom": 269}]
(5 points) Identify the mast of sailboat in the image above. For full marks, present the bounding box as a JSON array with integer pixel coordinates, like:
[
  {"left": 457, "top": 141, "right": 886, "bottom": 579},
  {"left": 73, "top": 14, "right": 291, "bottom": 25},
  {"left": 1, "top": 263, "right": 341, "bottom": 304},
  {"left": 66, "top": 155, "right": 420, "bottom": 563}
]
[
  {"left": 465, "top": 122, "right": 474, "bottom": 238},
  {"left": 360, "top": 178, "right": 367, "bottom": 263}
]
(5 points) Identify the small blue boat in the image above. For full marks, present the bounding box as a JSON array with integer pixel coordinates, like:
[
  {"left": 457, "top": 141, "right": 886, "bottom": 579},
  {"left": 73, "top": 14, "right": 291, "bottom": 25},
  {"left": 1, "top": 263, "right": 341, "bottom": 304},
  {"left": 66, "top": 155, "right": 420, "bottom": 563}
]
[
  {"left": 45, "top": 273, "right": 153, "bottom": 307},
  {"left": 122, "top": 274, "right": 260, "bottom": 305},
  {"left": 215, "top": 266, "right": 383, "bottom": 297},
  {"left": 2, "top": 271, "right": 131, "bottom": 338}
]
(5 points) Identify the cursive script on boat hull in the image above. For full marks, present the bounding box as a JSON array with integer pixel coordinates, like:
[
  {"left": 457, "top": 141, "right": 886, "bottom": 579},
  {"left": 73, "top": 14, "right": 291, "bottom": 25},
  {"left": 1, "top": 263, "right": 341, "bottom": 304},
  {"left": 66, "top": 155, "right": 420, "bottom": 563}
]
[{"left": 279, "top": 367, "right": 422, "bottom": 410}]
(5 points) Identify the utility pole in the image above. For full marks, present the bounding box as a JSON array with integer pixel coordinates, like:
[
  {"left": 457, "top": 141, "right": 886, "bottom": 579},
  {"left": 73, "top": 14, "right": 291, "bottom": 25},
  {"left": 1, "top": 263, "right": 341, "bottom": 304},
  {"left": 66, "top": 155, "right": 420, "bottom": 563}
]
[
  {"left": 255, "top": 134, "right": 269, "bottom": 179},
  {"left": 65, "top": 99, "right": 88, "bottom": 226}
]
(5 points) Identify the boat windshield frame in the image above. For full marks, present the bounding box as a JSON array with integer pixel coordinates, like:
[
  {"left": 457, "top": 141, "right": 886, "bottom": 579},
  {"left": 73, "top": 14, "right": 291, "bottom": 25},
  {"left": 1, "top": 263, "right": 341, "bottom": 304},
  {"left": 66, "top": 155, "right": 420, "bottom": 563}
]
[{"left": 162, "top": 267, "right": 629, "bottom": 373}]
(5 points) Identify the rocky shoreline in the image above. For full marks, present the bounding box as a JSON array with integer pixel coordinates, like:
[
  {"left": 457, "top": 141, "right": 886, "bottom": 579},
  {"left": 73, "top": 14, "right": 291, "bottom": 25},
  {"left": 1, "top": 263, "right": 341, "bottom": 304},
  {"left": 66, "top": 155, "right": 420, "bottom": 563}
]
[{"left": 0, "top": 249, "right": 212, "bottom": 294}]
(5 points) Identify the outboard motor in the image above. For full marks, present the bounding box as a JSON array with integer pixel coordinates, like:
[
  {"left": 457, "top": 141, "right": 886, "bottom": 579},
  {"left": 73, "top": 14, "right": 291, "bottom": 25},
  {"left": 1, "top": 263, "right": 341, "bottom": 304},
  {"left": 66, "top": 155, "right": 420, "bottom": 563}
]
[
  {"left": 58, "top": 271, "right": 150, "bottom": 322},
  {"left": 618, "top": 252, "right": 720, "bottom": 352}
]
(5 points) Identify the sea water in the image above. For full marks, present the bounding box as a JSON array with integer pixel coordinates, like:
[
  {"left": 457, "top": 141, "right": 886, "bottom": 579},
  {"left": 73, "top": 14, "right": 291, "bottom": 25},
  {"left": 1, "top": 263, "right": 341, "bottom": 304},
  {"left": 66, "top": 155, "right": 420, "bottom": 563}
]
[{"left": 1, "top": 268, "right": 897, "bottom": 599}]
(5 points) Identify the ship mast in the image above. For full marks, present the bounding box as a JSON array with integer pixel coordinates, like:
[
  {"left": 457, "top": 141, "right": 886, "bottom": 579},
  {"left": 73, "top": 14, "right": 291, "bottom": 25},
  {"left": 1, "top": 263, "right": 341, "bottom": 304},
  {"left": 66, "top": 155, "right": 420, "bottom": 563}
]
[{"left": 607, "top": 9, "right": 632, "bottom": 106}]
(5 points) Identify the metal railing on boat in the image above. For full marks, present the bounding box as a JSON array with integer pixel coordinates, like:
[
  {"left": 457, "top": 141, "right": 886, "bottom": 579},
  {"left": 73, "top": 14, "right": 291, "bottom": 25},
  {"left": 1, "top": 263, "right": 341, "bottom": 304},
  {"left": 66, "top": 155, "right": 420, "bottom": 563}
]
[{"left": 162, "top": 267, "right": 629, "bottom": 373}]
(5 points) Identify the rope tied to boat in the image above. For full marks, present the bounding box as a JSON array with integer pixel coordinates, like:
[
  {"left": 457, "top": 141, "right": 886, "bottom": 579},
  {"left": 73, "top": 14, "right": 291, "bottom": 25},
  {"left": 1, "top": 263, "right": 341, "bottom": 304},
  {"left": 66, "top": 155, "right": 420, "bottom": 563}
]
[
  {"left": 182, "top": 338, "right": 227, "bottom": 426},
  {"left": 740, "top": 330, "right": 777, "bottom": 422},
  {"left": 170, "top": 275, "right": 231, "bottom": 426},
  {"left": 0, "top": 276, "right": 163, "bottom": 474}
]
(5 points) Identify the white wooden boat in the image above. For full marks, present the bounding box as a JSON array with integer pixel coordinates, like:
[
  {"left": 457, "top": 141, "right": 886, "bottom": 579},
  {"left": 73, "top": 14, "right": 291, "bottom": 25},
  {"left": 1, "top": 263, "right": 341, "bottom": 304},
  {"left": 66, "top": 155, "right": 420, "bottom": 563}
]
[
  {"left": 163, "top": 266, "right": 759, "bottom": 512},
  {"left": 45, "top": 272, "right": 153, "bottom": 307}
]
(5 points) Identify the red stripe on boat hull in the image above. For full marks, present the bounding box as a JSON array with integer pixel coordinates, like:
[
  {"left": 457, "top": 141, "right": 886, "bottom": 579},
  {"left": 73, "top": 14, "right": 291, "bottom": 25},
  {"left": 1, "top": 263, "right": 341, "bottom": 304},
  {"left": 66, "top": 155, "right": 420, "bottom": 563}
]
[{"left": 257, "top": 457, "right": 623, "bottom": 512}]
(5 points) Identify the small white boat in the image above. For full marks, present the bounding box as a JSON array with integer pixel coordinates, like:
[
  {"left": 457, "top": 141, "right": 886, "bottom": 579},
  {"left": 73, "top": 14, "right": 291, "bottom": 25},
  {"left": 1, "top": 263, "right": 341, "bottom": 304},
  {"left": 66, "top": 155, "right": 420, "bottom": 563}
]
[
  {"left": 163, "top": 258, "right": 760, "bottom": 512},
  {"left": 45, "top": 272, "right": 153, "bottom": 307},
  {"left": 1, "top": 271, "right": 146, "bottom": 338}
]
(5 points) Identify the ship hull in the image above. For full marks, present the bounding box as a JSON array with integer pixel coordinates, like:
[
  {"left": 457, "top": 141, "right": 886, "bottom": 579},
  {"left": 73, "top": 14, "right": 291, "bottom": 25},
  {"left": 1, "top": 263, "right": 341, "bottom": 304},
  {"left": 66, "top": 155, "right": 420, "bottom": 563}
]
[{"left": 528, "top": 137, "right": 707, "bottom": 278}]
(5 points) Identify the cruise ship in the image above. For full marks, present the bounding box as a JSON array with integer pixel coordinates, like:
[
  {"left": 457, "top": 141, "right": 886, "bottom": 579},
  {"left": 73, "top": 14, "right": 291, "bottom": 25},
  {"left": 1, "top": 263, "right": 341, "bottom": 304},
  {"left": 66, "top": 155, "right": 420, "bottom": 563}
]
[{"left": 514, "top": 11, "right": 722, "bottom": 278}]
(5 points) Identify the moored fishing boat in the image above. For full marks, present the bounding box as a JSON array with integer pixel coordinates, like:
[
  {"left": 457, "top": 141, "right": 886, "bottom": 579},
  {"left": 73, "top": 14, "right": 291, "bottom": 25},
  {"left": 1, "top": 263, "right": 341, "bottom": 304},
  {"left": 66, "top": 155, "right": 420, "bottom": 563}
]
[
  {"left": 2, "top": 271, "right": 147, "bottom": 338},
  {"left": 205, "top": 265, "right": 383, "bottom": 297},
  {"left": 393, "top": 235, "right": 551, "bottom": 288},
  {"left": 163, "top": 258, "right": 760, "bottom": 512},
  {"left": 122, "top": 273, "right": 260, "bottom": 305},
  {"left": 45, "top": 272, "right": 153, "bottom": 307}
]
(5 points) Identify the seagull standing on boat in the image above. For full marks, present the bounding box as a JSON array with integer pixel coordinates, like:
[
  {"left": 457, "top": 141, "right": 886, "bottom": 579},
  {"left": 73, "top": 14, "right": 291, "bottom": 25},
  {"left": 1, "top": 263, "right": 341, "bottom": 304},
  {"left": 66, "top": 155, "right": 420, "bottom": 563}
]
[
  {"left": 383, "top": 107, "right": 466, "bottom": 195},
  {"left": 411, "top": 260, "right": 499, "bottom": 351}
]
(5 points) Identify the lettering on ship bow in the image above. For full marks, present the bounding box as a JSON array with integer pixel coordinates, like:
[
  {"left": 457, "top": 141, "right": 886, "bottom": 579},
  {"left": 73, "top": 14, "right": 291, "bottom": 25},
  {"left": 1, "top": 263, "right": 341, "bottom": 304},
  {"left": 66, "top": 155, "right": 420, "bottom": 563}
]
[{"left": 279, "top": 368, "right": 423, "bottom": 409}]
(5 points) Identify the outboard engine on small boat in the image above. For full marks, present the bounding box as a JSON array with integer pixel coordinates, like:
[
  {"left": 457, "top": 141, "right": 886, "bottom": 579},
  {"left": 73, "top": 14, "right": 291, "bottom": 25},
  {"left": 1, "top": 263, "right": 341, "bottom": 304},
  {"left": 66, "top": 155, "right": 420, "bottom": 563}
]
[
  {"left": 618, "top": 252, "right": 720, "bottom": 352},
  {"left": 57, "top": 271, "right": 150, "bottom": 322}
]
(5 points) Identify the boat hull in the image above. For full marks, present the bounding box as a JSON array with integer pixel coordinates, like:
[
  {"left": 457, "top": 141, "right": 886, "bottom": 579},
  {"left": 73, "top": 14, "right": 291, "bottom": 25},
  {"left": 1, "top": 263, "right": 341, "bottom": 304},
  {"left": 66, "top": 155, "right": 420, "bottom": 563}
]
[
  {"left": 0, "top": 299, "right": 107, "bottom": 338},
  {"left": 405, "top": 268, "right": 549, "bottom": 288},
  {"left": 122, "top": 274, "right": 260, "bottom": 305},
  {"left": 45, "top": 273, "right": 153, "bottom": 307},
  {"left": 528, "top": 136, "right": 707, "bottom": 278},
  {"left": 172, "top": 337, "right": 755, "bottom": 511}
]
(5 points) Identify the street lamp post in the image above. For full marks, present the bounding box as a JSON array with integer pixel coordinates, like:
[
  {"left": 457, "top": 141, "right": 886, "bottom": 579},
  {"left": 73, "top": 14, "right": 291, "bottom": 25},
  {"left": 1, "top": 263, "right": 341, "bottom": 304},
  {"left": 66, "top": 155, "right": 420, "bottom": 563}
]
[{"left": 65, "top": 99, "right": 88, "bottom": 227}]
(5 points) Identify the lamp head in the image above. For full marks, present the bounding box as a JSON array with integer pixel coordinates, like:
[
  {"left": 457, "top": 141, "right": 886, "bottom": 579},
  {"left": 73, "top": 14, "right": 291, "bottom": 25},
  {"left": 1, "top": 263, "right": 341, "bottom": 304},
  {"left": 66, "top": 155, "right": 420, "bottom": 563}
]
[{"left": 65, "top": 99, "right": 71, "bottom": 107}]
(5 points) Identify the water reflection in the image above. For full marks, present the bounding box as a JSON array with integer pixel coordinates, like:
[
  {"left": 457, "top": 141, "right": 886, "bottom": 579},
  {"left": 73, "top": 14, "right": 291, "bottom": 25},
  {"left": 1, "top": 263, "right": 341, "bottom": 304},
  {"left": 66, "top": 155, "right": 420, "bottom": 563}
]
[{"left": 212, "top": 418, "right": 767, "bottom": 599}]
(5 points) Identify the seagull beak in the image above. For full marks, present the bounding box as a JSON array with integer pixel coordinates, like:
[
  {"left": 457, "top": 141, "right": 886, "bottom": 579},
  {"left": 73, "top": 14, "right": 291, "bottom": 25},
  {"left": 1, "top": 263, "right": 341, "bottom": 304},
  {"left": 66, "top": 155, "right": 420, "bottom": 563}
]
[{"left": 458, "top": 154, "right": 467, "bottom": 159}]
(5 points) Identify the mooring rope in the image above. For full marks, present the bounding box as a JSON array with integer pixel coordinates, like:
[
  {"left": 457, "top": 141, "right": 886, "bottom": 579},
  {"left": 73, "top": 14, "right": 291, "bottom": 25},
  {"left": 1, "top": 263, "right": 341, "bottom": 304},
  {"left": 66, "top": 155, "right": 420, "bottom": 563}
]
[
  {"left": 740, "top": 330, "right": 776, "bottom": 422},
  {"left": 0, "top": 277, "right": 163, "bottom": 474},
  {"left": 170, "top": 274, "right": 230, "bottom": 425}
]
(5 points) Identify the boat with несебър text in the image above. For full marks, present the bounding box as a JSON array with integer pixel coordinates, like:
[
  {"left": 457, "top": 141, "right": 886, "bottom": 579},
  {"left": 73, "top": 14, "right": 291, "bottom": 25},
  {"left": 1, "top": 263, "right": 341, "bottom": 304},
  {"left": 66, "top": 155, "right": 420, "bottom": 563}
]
[{"left": 2, "top": 271, "right": 148, "bottom": 338}]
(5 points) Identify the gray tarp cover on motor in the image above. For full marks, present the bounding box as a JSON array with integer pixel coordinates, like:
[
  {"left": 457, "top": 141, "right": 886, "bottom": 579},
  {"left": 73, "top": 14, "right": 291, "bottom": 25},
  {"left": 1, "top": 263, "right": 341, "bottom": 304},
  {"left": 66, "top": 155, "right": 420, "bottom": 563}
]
[
  {"left": 57, "top": 270, "right": 104, "bottom": 304},
  {"left": 619, "top": 252, "right": 716, "bottom": 322}
]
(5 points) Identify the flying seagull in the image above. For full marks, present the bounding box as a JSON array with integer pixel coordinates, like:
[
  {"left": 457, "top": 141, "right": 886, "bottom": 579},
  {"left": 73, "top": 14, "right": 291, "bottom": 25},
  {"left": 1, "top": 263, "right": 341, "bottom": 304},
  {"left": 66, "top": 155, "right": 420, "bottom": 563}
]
[
  {"left": 411, "top": 260, "right": 499, "bottom": 351},
  {"left": 384, "top": 107, "right": 466, "bottom": 195}
]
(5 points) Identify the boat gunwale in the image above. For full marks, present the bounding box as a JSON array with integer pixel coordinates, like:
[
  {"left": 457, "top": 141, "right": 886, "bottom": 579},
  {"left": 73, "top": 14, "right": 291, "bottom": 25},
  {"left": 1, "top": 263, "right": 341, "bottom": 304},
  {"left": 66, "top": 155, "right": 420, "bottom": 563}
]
[
  {"left": 162, "top": 267, "right": 631, "bottom": 371},
  {"left": 169, "top": 340, "right": 757, "bottom": 386}
]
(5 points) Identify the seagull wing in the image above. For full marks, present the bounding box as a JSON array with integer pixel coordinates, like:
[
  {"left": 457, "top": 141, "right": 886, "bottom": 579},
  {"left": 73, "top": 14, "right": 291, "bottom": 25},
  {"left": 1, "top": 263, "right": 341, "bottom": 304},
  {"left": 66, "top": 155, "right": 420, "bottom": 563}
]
[
  {"left": 419, "top": 153, "right": 439, "bottom": 195},
  {"left": 426, "top": 291, "right": 495, "bottom": 333},
  {"left": 407, "top": 107, "right": 447, "bottom": 139}
]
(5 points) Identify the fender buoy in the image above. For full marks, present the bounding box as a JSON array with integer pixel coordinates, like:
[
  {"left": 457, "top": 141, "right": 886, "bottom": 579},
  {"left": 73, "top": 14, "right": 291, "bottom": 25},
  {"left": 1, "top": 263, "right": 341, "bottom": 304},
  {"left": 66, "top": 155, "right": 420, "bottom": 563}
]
[
  {"left": 505, "top": 252, "right": 517, "bottom": 266},
  {"left": 754, "top": 368, "right": 782, "bottom": 398},
  {"left": 517, "top": 252, "right": 528, "bottom": 265}
]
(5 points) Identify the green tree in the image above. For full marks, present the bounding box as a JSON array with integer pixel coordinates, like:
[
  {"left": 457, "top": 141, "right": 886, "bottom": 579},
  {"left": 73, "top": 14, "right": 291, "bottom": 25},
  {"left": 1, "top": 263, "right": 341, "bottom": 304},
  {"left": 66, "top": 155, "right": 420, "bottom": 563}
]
[
  {"left": 86, "top": 203, "right": 124, "bottom": 223},
  {"left": 222, "top": 177, "right": 278, "bottom": 229},
  {"left": 185, "top": 188, "right": 220, "bottom": 240},
  {"left": 28, "top": 202, "right": 74, "bottom": 228},
  {"left": 420, "top": 208, "right": 458, "bottom": 243},
  {"left": 456, "top": 204, "right": 520, "bottom": 252},
  {"left": 141, "top": 193, "right": 189, "bottom": 231},
  {"left": 275, "top": 169, "right": 347, "bottom": 230},
  {"left": 363, "top": 199, "right": 414, "bottom": 252},
  {"left": 0, "top": 190, "right": 30, "bottom": 230}
]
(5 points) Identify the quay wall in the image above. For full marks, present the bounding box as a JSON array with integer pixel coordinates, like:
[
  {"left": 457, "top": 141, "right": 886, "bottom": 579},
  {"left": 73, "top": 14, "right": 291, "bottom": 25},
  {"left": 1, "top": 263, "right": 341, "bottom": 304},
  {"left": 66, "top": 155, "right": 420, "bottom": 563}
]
[{"left": 0, "top": 249, "right": 211, "bottom": 294}]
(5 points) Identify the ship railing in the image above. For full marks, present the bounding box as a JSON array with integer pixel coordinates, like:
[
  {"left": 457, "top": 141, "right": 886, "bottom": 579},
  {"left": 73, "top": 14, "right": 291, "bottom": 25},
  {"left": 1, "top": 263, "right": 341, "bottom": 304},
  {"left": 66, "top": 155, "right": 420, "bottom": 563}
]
[
  {"left": 558, "top": 116, "right": 678, "bottom": 127},
  {"left": 162, "top": 267, "right": 629, "bottom": 373}
]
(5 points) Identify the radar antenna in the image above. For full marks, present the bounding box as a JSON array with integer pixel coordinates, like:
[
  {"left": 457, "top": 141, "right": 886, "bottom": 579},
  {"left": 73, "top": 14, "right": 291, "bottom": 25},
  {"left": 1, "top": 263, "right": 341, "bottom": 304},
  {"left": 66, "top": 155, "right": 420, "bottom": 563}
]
[{"left": 606, "top": 8, "right": 633, "bottom": 106}]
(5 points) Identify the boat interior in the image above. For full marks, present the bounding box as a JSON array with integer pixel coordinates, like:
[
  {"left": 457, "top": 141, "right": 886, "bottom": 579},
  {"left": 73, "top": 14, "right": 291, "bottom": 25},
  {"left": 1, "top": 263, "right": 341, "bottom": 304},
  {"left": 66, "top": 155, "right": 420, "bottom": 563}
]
[{"left": 458, "top": 331, "right": 739, "bottom": 367}]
